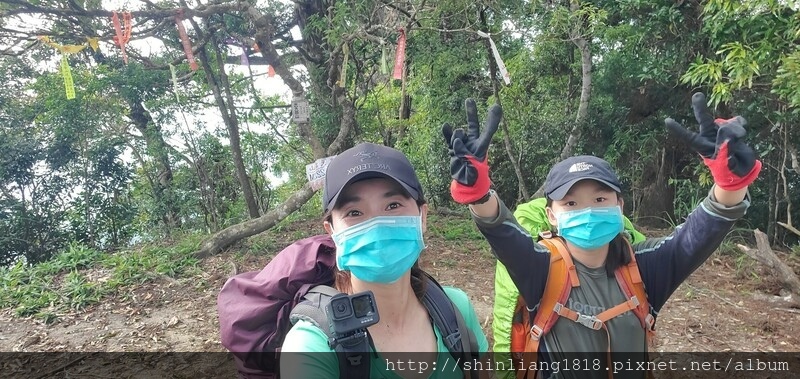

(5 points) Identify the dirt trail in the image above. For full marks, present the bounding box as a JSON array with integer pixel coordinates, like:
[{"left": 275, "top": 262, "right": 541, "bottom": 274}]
[{"left": 1, "top": 219, "right": 798, "bottom": 378}]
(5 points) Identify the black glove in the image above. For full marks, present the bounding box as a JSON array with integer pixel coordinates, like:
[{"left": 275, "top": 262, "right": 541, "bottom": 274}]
[
  {"left": 665, "top": 92, "right": 761, "bottom": 190},
  {"left": 441, "top": 99, "right": 502, "bottom": 204}
]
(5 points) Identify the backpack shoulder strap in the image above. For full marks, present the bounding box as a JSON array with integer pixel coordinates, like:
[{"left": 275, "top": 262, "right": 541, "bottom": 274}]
[
  {"left": 289, "top": 285, "right": 371, "bottom": 379},
  {"left": 525, "top": 236, "right": 574, "bottom": 351},
  {"left": 613, "top": 239, "right": 656, "bottom": 338},
  {"left": 539, "top": 236, "right": 580, "bottom": 288},
  {"left": 289, "top": 285, "right": 340, "bottom": 336},
  {"left": 511, "top": 236, "right": 574, "bottom": 379},
  {"left": 420, "top": 272, "right": 480, "bottom": 379},
  {"left": 453, "top": 303, "right": 478, "bottom": 378}
]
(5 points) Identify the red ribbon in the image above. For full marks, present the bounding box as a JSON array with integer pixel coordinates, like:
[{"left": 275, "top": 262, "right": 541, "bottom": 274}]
[
  {"left": 392, "top": 28, "right": 406, "bottom": 80},
  {"left": 175, "top": 11, "right": 198, "bottom": 71},
  {"left": 268, "top": 65, "right": 275, "bottom": 77},
  {"left": 112, "top": 12, "right": 132, "bottom": 64}
]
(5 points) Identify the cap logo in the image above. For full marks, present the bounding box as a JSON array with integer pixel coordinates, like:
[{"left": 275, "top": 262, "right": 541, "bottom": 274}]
[
  {"left": 568, "top": 162, "right": 593, "bottom": 172},
  {"left": 347, "top": 163, "right": 391, "bottom": 176},
  {"left": 354, "top": 151, "right": 378, "bottom": 161}
]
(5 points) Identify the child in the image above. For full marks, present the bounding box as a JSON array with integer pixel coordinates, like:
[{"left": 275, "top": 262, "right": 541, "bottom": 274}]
[{"left": 442, "top": 95, "right": 760, "bottom": 378}]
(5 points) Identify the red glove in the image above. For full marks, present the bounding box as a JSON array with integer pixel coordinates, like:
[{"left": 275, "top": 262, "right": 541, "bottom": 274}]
[
  {"left": 665, "top": 93, "right": 761, "bottom": 191},
  {"left": 701, "top": 118, "right": 761, "bottom": 190},
  {"left": 442, "top": 99, "right": 502, "bottom": 204},
  {"left": 448, "top": 151, "right": 491, "bottom": 204}
]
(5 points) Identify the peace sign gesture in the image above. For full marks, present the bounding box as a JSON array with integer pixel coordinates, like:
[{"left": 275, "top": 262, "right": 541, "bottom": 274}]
[
  {"left": 442, "top": 99, "right": 502, "bottom": 204},
  {"left": 665, "top": 93, "right": 761, "bottom": 190}
]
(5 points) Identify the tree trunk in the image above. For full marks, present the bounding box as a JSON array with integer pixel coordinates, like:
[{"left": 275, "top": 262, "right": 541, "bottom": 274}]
[
  {"left": 195, "top": 43, "right": 261, "bottom": 219},
  {"left": 532, "top": 0, "right": 592, "bottom": 198},
  {"left": 81, "top": 136, "right": 94, "bottom": 245},
  {"left": 128, "top": 101, "right": 181, "bottom": 229},
  {"left": 634, "top": 147, "right": 675, "bottom": 228},
  {"left": 737, "top": 229, "right": 800, "bottom": 297},
  {"left": 194, "top": 182, "right": 317, "bottom": 258},
  {"left": 563, "top": 0, "right": 592, "bottom": 161},
  {"left": 248, "top": 1, "right": 327, "bottom": 159},
  {"left": 192, "top": 1, "right": 359, "bottom": 258}
]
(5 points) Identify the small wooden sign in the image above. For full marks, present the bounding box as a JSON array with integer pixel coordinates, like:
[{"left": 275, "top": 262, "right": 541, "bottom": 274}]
[{"left": 291, "top": 96, "right": 310, "bottom": 123}]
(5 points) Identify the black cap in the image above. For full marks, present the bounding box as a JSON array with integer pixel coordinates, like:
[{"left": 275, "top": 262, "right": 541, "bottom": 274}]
[
  {"left": 322, "top": 143, "right": 423, "bottom": 213},
  {"left": 544, "top": 155, "right": 621, "bottom": 200}
]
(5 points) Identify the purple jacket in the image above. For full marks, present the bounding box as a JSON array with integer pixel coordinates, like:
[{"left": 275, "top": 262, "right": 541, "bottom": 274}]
[{"left": 217, "top": 234, "right": 336, "bottom": 378}]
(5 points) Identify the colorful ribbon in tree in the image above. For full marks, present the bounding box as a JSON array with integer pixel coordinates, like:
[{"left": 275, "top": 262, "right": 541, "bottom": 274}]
[
  {"left": 38, "top": 36, "right": 98, "bottom": 99},
  {"left": 476, "top": 31, "right": 510, "bottom": 85},
  {"left": 86, "top": 37, "right": 99, "bottom": 52},
  {"left": 393, "top": 28, "right": 406, "bottom": 80},
  {"left": 267, "top": 65, "right": 275, "bottom": 77},
  {"left": 112, "top": 11, "right": 132, "bottom": 64},
  {"left": 175, "top": 10, "right": 199, "bottom": 71},
  {"left": 338, "top": 42, "right": 349, "bottom": 87}
]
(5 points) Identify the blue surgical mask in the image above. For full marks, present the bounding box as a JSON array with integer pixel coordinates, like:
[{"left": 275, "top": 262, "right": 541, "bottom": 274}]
[
  {"left": 332, "top": 215, "right": 425, "bottom": 284},
  {"left": 556, "top": 206, "right": 624, "bottom": 250}
]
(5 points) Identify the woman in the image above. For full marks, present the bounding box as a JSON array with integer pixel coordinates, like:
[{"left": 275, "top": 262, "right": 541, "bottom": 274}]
[{"left": 280, "top": 142, "right": 489, "bottom": 379}]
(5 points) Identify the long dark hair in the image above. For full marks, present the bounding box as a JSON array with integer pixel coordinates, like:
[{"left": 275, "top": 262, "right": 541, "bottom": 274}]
[{"left": 604, "top": 234, "right": 632, "bottom": 277}]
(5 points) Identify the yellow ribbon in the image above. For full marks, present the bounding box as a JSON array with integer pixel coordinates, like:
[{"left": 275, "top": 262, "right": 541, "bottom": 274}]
[
  {"left": 38, "top": 36, "right": 88, "bottom": 54},
  {"left": 60, "top": 55, "right": 75, "bottom": 99},
  {"left": 86, "top": 37, "right": 99, "bottom": 52},
  {"left": 38, "top": 36, "right": 94, "bottom": 99}
]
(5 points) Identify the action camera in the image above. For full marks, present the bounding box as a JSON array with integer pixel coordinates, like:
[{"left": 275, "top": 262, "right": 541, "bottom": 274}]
[{"left": 326, "top": 291, "right": 380, "bottom": 348}]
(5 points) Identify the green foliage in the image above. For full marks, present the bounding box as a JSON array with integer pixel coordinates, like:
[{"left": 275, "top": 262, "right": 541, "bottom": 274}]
[
  {"left": 62, "top": 270, "right": 103, "bottom": 310},
  {"left": 1, "top": 56, "right": 141, "bottom": 264},
  {"left": 682, "top": 0, "right": 800, "bottom": 107},
  {"left": 54, "top": 242, "right": 103, "bottom": 272},
  {"left": 773, "top": 50, "right": 800, "bottom": 109},
  {"left": 425, "top": 214, "right": 492, "bottom": 256},
  {"left": 3, "top": 0, "right": 798, "bottom": 278},
  {"left": 0, "top": 235, "right": 199, "bottom": 323},
  {"left": 714, "top": 228, "right": 758, "bottom": 284},
  {"left": 426, "top": 214, "right": 484, "bottom": 242},
  {"left": 668, "top": 178, "right": 706, "bottom": 222},
  {"left": 243, "top": 234, "right": 282, "bottom": 257}
]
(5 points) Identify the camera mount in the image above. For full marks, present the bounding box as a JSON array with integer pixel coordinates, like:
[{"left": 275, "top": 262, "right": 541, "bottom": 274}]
[{"left": 325, "top": 290, "right": 380, "bottom": 350}]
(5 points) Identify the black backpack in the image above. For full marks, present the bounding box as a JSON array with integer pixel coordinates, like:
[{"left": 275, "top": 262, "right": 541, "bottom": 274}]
[{"left": 289, "top": 271, "right": 481, "bottom": 379}]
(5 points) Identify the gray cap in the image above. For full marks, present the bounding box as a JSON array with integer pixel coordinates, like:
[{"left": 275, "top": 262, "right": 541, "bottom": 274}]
[
  {"left": 322, "top": 143, "right": 423, "bottom": 213},
  {"left": 544, "top": 155, "right": 621, "bottom": 200}
]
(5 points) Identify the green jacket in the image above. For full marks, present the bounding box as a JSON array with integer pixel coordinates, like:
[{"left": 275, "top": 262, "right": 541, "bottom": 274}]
[{"left": 493, "top": 198, "right": 645, "bottom": 378}]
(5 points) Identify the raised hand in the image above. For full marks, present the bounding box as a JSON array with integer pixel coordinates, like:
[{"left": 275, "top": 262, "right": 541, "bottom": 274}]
[
  {"left": 442, "top": 98, "right": 502, "bottom": 204},
  {"left": 665, "top": 92, "right": 761, "bottom": 191}
]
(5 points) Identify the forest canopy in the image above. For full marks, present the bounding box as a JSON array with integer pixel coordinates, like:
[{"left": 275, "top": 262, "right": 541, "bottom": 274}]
[{"left": 1, "top": 0, "right": 799, "bottom": 266}]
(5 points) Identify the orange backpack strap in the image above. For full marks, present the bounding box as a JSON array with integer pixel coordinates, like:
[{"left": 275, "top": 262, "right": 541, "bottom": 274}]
[
  {"left": 513, "top": 236, "right": 656, "bottom": 379},
  {"left": 514, "top": 236, "right": 575, "bottom": 379},
  {"left": 563, "top": 239, "right": 655, "bottom": 339},
  {"left": 530, "top": 237, "right": 576, "bottom": 342},
  {"left": 615, "top": 239, "right": 656, "bottom": 339}
]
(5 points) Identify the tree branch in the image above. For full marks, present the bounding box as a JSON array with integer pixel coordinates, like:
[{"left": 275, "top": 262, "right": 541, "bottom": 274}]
[
  {"left": 737, "top": 229, "right": 800, "bottom": 297},
  {"left": 1, "top": 0, "right": 241, "bottom": 19}
]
